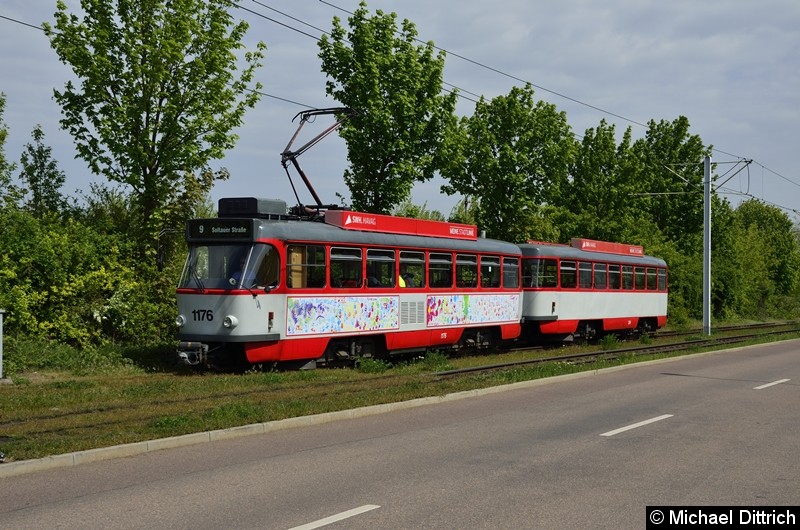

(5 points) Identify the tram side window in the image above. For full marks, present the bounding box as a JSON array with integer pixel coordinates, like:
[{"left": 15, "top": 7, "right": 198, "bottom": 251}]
[
  {"left": 429, "top": 252, "right": 453, "bottom": 288},
  {"left": 366, "top": 249, "right": 395, "bottom": 287},
  {"left": 286, "top": 245, "right": 326, "bottom": 289},
  {"left": 522, "top": 259, "right": 535, "bottom": 287},
  {"left": 540, "top": 259, "right": 558, "bottom": 287},
  {"left": 456, "top": 254, "right": 478, "bottom": 288},
  {"left": 658, "top": 268, "right": 667, "bottom": 291},
  {"left": 522, "top": 258, "right": 557, "bottom": 288},
  {"left": 593, "top": 263, "right": 607, "bottom": 289},
  {"left": 399, "top": 250, "right": 424, "bottom": 288},
  {"left": 560, "top": 260, "right": 577, "bottom": 289},
  {"left": 480, "top": 256, "right": 501, "bottom": 288},
  {"left": 634, "top": 266, "right": 646, "bottom": 290},
  {"left": 503, "top": 257, "right": 520, "bottom": 288},
  {"left": 331, "top": 247, "right": 362, "bottom": 288},
  {"left": 578, "top": 262, "right": 592, "bottom": 289},
  {"left": 249, "top": 243, "right": 281, "bottom": 288},
  {"left": 608, "top": 264, "right": 621, "bottom": 289},
  {"left": 646, "top": 267, "right": 657, "bottom": 290},
  {"left": 622, "top": 265, "right": 634, "bottom": 290}
]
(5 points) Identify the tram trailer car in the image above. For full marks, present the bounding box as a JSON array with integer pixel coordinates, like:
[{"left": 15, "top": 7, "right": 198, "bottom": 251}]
[
  {"left": 175, "top": 197, "right": 524, "bottom": 369},
  {"left": 519, "top": 239, "right": 668, "bottom": 343}
]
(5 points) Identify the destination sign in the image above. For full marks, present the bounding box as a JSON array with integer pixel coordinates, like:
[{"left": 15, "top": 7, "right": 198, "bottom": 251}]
[{"left": 187, "top": 219, "right": 254, "bottom": 241}]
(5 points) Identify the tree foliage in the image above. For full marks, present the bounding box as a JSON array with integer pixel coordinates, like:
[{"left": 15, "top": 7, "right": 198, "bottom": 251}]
[
  {"left": 44, "top": 0, "right": 265, "bottom": 249},
  {"left": 318, "top": 1, "right": 458, "bottom": 213},
  {"left": 735, "top": 199, "right": 800, "bottom": 295},
  {"left": 441, "top": 84, "right": 575, "bottom": 242},
  {"left": 0, "top": 93, "right": 22, "bottom": 207},
  {"left": 629, "top": 116, "right": 709, "bottom": 251},
  {"left": 0, "top": 94, "right": 9, "bottom": 180},
  {"left": 18, "top": 125, "right": 69, "bottom": 218},
  {"left": 566, "top": 120, "right": 642, "bottom": 240},
  {"left": 392, "top": 198, "right": 445, "bottom": 221},
  {"left": 0, "top": 189, "right": 186, "bottom": 350}
]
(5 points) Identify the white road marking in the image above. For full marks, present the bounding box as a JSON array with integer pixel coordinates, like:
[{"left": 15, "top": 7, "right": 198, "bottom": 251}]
[
  {"left": 288, "top": 505, "right": 381, "bottom": 530},
  {"left": 600, "top": 414, "right": 674, "bottom": 437},
  {"left": 754, "top": 378, "right": 791, "bottom": 390}
]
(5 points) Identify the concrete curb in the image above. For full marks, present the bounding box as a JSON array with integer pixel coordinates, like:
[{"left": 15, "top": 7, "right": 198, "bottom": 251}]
[{"left": 0, "top": 345, "right": 753, "bottom": 479}]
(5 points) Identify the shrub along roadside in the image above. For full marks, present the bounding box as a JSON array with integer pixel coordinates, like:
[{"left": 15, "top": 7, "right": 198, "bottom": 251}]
[{"left": 1, "top": 338, "right": 177, "bottom": 376}]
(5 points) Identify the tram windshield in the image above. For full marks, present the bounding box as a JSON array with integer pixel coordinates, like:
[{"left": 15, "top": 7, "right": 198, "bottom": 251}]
[{"left": 179, "top": 242, "right": 279, "bottom": 290}]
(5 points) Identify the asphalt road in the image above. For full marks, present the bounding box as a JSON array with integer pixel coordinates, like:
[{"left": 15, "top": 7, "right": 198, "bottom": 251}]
[{"left": 1, "top": 340, "right": 798, "bottom": 529}]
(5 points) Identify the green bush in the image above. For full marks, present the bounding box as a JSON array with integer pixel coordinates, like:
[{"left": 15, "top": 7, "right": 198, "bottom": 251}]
[
  {"left": 1, "top": 337, "right": 176, "bottom": 376},
  {"left": 356, "top": 357, "right": 391, "bottom": 373},
  {"left": 421, "top": 350, "right": 452, "bottom": 371},
  {"left": 599, "top": 334, "right": 621, "bottom": 350},
  {"left": 0, "top": 204, "right": 183, "bottom": 358},
  {"left": 3, "top": 337, "right": 119, "bottom": 373}
]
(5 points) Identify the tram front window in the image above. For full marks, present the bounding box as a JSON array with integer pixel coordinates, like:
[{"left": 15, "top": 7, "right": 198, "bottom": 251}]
[{"left": 179, "top": 243, "right": 279, "bottom": 290}]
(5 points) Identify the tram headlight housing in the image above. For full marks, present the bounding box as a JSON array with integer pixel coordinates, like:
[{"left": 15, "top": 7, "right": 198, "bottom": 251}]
[
  {"left": 175, "top": 315, "right": 186, "bottom": 327},
  {"left": 223, "top": 315, "right": 239, "bottom": 329}
]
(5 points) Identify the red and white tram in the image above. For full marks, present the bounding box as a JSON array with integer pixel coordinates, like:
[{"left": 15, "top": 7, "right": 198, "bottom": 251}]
[
  {"left": 175, "top": 198, "right": 523, "bottom": 369},
  {"left": 519, "top": 239, "right": 668, "bottom": 342}
]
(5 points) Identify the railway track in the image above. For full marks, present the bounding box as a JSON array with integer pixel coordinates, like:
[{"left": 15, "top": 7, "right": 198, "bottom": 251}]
[
  {"left": 655, "top": 320, "right": 800, "bottom": 339},
  {"left": 434, "top": 323, "right": 800, "bottom": 378},
  {"left": 5, "top": 322, "right": 799, "bottom": 445}
]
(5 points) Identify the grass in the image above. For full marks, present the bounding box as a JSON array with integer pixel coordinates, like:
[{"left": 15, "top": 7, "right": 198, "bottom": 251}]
[{"left": 1, "top": 323, "right": 799, "bottom": 462}]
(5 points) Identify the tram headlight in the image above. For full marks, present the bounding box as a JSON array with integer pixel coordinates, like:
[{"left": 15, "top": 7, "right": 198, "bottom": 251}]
[
  {"left": 175, "top": 315, "right": 186, "bottom": 327},
  {"left": 223, "top": 315, "right": 239, "bottom": 329}
]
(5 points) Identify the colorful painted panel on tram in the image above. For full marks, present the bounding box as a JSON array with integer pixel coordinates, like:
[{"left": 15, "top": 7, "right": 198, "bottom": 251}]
[
  {"left": 287, "top": 296, "right": 400, "bottom": 335},
  {"left": 426, "top": 294, "right": 520, "bottom": 326}
]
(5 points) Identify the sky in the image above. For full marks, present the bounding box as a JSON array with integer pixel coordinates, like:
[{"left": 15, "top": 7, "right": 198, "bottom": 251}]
[{"left": 1, "top": 0, "right": 799, "bottom": 221}]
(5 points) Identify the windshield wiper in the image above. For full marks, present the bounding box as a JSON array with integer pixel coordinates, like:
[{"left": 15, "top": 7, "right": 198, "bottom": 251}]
[{"left": 188, "top": 263, "right": 205, "bottom": 291}]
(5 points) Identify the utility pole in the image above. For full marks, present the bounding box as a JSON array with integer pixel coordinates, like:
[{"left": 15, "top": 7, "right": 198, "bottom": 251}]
[{"left": 703, "top": 155, "right": 711, "bottom": 336}]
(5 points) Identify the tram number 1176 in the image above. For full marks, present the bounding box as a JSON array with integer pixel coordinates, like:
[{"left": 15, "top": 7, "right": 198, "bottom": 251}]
[{"left": 191, "top": 309, "right": 214, "bottom": 322}]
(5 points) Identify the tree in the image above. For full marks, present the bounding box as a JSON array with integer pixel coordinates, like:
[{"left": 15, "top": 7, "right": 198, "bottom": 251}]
[
  {"left": 391, "top": 198, "right": 445, "bottom": 221},
  {"left": 735, "top": 199, "right": 800, "bottom": 295},
  {"left": 44, "top": 0, "right": 265, "bottom": 251},
  {"left": 630, "top": 116, "right": 709, "bottom": 251},
  {"left": 441, "top": 84, "right": 575, "bottom": 242},
  {"left": 18, "top": 125, "right": 68, "bottom": 218},
  {"left": 0, "top": 94, "right": 9, "bottom": 181},
  {"left": 566, "top": 120, "right": 648, "bottom": 241},
  {"left": 706, "top": 198, "right": 756, "bottom": 318},
  {"left": 318, "top": 1, "right": 458, "bottom": 213},
  {"left": 0, "top": 93, "right": 22, "bottom": 207},
  {"left": 447, "top": 197, "right": 478, "bottom": 225}
]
